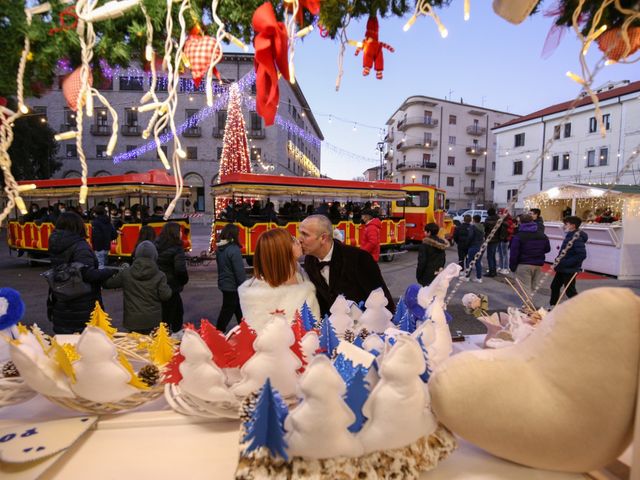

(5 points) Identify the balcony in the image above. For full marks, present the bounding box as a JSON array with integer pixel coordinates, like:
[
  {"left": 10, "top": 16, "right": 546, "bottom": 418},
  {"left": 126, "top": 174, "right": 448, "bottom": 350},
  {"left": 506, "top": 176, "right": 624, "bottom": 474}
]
[
  {"left": 465, "top": 146, "right": 487, "bottom": 155},
  {"left": 464, "top": 187, "right": 484, "bottom": 195},
  {"left": 385, "top": 149, "right": 394, "bottom": 159},
  {"left": 397, "top": 140, "right": 438, "bottom": 152},
  {"left": 121, "top": 124, "right": 140, "bottom": 136},
  {"left": 183, "top": 126, "right": 202, "bottom": 137},
  {"left": 397, "top": 162, "right": 437, "bottom": 171},
  {"left": 384, "top": 131, "right": 394, "bottom": 142},
  {"left": 397, "top": 116, "right": 439, "bottom": 131},
  {"left": 466, "top": 126, "right": 486, "bottom": 136},
  {"left": 59, "top": 123, "right": 76, "bottom": 132},
  {"left": 248, "top": 128, "right": 265, "bottom": 139},
  {"left": 90, "top": 124, "right": 112, "bottom": 136},
  {"left": 464, "top": 166, "right": 485, "bottom": 175},
  {"left": 212, "top": 127, "right": 225, "bottom": 138}
]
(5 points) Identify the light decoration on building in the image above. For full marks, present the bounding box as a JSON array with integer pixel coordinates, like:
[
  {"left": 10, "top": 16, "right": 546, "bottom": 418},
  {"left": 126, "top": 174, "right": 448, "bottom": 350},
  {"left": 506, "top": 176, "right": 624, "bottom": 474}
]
[
  {"left": 215, "top": 83, "right": 252, "bottom": 216},
  {"left": 287, "top": 140, "right": 320, "bottom": 177}
]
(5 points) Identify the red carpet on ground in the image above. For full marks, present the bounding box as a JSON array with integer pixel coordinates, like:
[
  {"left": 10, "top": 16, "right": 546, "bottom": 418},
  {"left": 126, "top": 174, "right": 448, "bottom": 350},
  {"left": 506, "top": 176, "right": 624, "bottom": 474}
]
[{"left": 541, "top": 263, "right": 606, "bottom": 280}]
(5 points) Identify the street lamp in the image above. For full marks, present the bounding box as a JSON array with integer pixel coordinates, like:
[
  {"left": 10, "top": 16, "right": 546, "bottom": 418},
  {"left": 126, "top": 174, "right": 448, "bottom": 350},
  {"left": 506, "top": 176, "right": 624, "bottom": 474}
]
[
  {"left": 376, "top": 141, "right": 385, "bottom": 181},
  {"left": 411, "top": 175, "right": 416, "bottom": 183}
]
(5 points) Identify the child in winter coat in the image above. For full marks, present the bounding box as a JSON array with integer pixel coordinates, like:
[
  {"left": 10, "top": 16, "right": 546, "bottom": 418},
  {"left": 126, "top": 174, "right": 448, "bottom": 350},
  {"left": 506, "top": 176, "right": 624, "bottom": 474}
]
[
  {"left": 104, "top": 241, "right": 172, "bottom": 334},
  {"left": 215, "top": 224, "right": 247, "bottom": 333},
  {"left": 416, "top": 223, "right": 448, "bottom": 286}
]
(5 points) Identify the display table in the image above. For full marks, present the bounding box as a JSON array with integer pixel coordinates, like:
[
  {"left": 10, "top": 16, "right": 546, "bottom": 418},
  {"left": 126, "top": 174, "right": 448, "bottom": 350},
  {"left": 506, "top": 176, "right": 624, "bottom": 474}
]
[{"left": 0, "top": 396, "right": 590, "bottom": 480}]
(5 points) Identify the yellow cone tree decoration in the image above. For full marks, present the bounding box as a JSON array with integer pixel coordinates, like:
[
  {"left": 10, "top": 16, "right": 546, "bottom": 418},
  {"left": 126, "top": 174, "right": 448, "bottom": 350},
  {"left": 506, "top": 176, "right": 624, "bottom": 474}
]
[
  {"left": 118, "top": 354, "right": 150, "bottom": 390},
  {"left": 149, "top": 323, "right": 175, "bottom": 366},
  {"left": 87, "top": 301, "right": 117, "bottom": 339}
]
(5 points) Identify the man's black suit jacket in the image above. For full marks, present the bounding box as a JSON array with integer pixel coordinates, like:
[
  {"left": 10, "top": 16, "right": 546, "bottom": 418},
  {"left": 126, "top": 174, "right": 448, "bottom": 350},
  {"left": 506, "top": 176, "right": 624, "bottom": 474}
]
[{"left": 303, "top": 240, "right": 395, "bottom": 317}]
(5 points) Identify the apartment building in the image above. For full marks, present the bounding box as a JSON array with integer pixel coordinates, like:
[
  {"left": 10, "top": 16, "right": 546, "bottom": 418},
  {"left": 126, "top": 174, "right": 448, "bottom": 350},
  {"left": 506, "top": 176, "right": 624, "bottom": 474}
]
[
  {"left": 29, "top": 53, "right": 323, "bottom": 218},
  {"left": 384, "top": 96, "right": 518, "bottom": 210},
  {"left": 492, "top": 80, "right": 640, "bottom": 209}
]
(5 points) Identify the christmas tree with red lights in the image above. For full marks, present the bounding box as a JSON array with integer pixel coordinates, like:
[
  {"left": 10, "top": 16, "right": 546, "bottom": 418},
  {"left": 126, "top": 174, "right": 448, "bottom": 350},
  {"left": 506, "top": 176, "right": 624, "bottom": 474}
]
[{"left": 215, "top": 83, "right": 252, "bottom": 216}]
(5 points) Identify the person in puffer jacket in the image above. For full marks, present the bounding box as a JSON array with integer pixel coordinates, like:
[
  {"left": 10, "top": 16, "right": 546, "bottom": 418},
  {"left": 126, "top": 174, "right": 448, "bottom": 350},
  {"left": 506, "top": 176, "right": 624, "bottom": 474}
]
[
  {"left": 104, "top": 241, "right": 172, "bottom": 334},
  {"left": 155, "top": 222, "right": 189, "bottom": 332},
  {"left": 509, "top": 213, "right": 551, "bottom": 294},
  {"left": 549, "top": 216, "right": 588, "bottom": 306},
  {"left": 91, "top": 205, "right": 117, "bottom": 269},
  {"left": 47, "top": 212, "right": 116, "bottom": 334},
  {"left": 215, "top": 224, "right": 247, "bottom": 333},
  {"left": 360, "top": 208, "right": 381, "bottom": 261}
]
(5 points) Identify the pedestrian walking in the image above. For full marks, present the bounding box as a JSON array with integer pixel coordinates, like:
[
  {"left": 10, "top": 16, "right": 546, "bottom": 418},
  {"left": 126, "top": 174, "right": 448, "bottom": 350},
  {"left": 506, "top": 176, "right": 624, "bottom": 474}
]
[
  {"left": 359, "top": 208, "right": 381, "bottom": 262},
  {"left": 91, "top": 205, "right": 117, "bottom": 269},
  {"left": 509, "top": 213, "right": 551, "bottom": 294},
  {"left": 530, "top": 208, "right": 545, "bottom": 233},
  {"left": 549, "top": 216, "right": 588, "bottom": 306},
  {"left": 416, "top": 223, "right": 448, "bottom": 286},
  {"left": 465, "top": 215, "right": 485, "bottom": 283},
  {"left": 483, "top": 208, "right": 500, "bottom": 277},
  {"left": 155, "top": 222, "right": 189, "bottom": 332},
  {"left": 215, "top": 224, "right": 247, "bottom": 333},
  {"left": 103, "top": 241, "right": 172, "bottom": 334},
  {"left": 497, "top": 210, "right": 514, "bottom": 274},
  {"left": 453, "top": 214, "right": 473, "bottom": 268}
]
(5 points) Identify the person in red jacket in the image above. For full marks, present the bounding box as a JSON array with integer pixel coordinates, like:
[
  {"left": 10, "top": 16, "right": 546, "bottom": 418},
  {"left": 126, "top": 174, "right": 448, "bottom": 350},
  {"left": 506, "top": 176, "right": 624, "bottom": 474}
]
[{"left": 360, "top": 208, "right": 381, "bottom": 261}]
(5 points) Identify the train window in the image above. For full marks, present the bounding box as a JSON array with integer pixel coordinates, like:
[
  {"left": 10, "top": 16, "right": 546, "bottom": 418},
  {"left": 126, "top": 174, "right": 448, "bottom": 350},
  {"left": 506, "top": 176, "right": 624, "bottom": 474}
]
[
  {"left": 397, "top": 192, "right": 429, "bottom": 207},
  {"left": 436, "top": 192, "right": 446, "bottom": 210}
]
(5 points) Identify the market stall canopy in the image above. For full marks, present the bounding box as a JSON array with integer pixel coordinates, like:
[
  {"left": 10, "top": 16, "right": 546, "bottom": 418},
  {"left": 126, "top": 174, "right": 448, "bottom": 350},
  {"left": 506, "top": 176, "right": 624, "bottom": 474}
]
[
  {"left": 211, "top": 173, "right": 407, "bottom": 201},
  {"left": 525, "top": 183, "right": 628, "bottom": 202},
  {"left": 15, "top": 170, "right": 191, "bottom": 199}
]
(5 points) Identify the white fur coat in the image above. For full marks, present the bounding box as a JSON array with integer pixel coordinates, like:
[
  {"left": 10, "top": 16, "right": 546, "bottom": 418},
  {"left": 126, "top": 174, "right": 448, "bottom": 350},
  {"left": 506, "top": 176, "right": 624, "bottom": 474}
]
[{"left": 238, "top": 273, "right": 321, "bottom": 332}]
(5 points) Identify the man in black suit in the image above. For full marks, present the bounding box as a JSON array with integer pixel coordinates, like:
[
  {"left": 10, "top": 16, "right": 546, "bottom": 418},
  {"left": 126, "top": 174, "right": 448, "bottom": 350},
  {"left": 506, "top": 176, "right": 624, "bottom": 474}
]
[{"left": 299, "top": 215, "right": 395, "bottom": 317}]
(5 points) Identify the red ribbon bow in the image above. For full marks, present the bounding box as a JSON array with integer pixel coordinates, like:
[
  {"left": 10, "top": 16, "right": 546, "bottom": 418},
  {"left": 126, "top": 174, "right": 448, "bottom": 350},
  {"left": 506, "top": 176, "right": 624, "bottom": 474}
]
[
  {"left": 252, "top": 2, "right": 290, "bottom": 126},
  {"left": 285, "top": 0, "right": 321, "bottom": 26}
]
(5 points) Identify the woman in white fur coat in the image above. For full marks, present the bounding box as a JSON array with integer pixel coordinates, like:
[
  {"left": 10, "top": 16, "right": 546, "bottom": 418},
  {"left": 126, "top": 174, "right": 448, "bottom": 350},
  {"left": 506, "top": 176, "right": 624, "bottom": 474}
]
[{"left": 239, "top": 228, "right": 321, "bottom": 332}]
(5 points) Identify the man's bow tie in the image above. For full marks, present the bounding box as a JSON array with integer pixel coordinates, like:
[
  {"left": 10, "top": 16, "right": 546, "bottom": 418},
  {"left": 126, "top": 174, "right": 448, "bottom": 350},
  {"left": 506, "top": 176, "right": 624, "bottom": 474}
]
[{"left": 317, "top": 260, "right": 331, "bottom": 269}]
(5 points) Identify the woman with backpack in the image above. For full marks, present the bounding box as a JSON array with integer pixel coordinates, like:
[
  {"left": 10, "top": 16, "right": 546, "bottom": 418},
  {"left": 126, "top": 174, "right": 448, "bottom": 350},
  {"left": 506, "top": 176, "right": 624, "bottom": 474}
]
[
  {"left": 46, "top": 211, "right": 116, "bottom": 334},
  {"left": 215, "top": 224, "right": 246, "bottom": 333},
  {"left": 155, "top": 222, "right": 189, "bottom": 332}
]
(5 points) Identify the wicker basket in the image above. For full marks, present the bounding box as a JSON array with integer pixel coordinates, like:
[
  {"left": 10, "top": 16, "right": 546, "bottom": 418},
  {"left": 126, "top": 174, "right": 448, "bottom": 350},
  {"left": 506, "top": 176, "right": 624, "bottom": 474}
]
[
  {"left": 597, "top": 26, "right": 640, "bottom": 62},
  {"left": 44, "top": 383, "right": 164, "bottom": 415},
  {"left": 164, "top": 383, "right": 240, "bottom": 420},
  {"left": 0, "top": 377, "right": 37, "bottom": 407}
]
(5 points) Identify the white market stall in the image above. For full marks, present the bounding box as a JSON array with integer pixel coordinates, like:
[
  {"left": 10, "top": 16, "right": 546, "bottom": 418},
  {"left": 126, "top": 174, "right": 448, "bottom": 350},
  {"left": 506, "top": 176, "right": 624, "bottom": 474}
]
[{"left": 524, "top": 184, "right": 640, "bottom": 280}]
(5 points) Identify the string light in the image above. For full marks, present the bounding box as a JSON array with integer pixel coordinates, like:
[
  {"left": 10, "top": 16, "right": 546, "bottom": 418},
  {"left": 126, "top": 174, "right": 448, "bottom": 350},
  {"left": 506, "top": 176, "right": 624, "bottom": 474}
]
[{"left": 287, "top": 140, "right": 320, "bottom": 177}]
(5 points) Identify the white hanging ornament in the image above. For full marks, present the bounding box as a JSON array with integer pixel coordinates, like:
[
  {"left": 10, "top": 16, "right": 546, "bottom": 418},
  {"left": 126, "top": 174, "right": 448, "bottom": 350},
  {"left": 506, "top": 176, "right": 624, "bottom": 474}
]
[{"left": 492, "top": 0, "right": 539, "bottom": 25}]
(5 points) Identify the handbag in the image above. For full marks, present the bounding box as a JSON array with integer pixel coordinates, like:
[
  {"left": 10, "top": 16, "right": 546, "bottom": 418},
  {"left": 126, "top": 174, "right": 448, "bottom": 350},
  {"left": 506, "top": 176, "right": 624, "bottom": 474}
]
[{"left": 42, "top": 245, "right": 92, "bottom": 301}]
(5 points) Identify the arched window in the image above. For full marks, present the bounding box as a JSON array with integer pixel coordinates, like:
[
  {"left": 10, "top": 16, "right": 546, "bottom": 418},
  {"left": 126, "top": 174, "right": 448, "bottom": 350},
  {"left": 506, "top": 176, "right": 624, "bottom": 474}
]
[{"left": 184, "top": 173, "right": 205, "bottom": 212}]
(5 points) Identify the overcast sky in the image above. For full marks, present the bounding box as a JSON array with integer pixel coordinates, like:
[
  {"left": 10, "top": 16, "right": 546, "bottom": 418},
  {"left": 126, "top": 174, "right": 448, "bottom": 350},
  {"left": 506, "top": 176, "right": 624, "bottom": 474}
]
[{"left": 291, "top": 2, "right": 634, "bottom": 179}]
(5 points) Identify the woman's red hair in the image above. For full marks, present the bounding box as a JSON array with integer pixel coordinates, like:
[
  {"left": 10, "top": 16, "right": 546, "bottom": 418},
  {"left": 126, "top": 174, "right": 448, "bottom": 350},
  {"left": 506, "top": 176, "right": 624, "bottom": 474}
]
[{"left": 253, "top": 228, "right": 296, "bottom": 287}]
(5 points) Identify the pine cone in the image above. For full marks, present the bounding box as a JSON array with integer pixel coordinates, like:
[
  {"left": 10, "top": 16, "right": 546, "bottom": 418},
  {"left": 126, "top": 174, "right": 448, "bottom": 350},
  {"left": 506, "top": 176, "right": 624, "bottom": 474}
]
[
  {"left": 2, "top": 361, "right": 20, "bottom": 378},
  {"left": 138, "top": 364, "right": 160, "bottom": 387},
  {"left": 240, "top": 392, "right": 259, "bottom": 424},
  {"left": 358, "top": 328, "right": 370, "bottom": 340},
  {"left": 343, "top": 329, "right": 355, "bottom": 343}
]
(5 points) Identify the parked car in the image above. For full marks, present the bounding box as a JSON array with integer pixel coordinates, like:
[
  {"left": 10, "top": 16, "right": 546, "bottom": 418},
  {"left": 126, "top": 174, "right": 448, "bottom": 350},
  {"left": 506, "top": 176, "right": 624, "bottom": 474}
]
[{"left": 453, "top": 209, "right": 488, "bottom": 223}]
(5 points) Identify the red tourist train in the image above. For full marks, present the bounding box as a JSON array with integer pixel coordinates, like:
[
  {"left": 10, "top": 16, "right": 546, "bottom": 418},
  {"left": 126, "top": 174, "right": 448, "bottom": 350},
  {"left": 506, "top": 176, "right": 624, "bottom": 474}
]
[
  {"left": 210, "top": 173, "right": 452, "bottom": 262},
  {"left": 6, "top": 170, "right": 192, "bottom": 261}
]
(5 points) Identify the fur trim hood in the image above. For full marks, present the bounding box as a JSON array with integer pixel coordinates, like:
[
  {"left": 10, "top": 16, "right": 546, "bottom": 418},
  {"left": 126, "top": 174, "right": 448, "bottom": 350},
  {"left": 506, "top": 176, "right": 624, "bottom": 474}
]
[{"left": 422, "top": 236, "right": 449, "bottom": 250}]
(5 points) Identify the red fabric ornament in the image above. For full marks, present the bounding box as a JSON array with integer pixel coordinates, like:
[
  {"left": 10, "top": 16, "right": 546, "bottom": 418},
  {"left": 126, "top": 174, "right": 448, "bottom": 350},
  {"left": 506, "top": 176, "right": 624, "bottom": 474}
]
[
  {"left": 162, "top": 352, "right": 185, "bottom": 384},
  {"left": 183, "top": 33, "right": 222, "bottom": 88},
  {"left": 291, "top": 315, "right": 307, "bottom": 373},
  {"left": 354, "top": 15, "right": 394, "bottom": 80},
  {"left": 227, "top": 320, "right": 257, "bottom": 368},
  {"left": 62, "top": 67, "right": 93, "bottom": 112},
  {"left": 252, "top": 2, "right": 290, "bottom": 126},
  {"left": 285, "top": 0, "right": 321, "bottom": 26},
  {"left": 597, "top": 27, "right": 640, "bottom": 62},
  {"left": 48, "top": 5, "right": 78, "bottom": 36},
  {"left": 199, "top": 319, "right": 234, "bottom": 368}
]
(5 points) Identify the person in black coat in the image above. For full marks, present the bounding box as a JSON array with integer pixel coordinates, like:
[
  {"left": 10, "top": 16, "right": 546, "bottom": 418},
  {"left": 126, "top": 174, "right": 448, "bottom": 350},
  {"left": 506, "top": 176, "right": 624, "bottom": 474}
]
[
  {"left": 300, "top": 214, "right": 395, "bottom": 317},
  {"left": 416, "top": 223, "right": 448, "bottom": 286},
  {"left": 549, "top": 216, "right": 589, "bottom": 306},
  {"left": 452, "top": 214, "right": 473, "bottom": 268},
  {"left": 47, "top": 212, "right": 116, "bottom": 334},
  {"left": 215, "top": 224, "right": 247, "bottom": 333},
  {"left": 91, "top": 205, "right": 117, "bottom": 269},
  {"left": 155, "top": 222, "right": 189, "bottom": 332}
]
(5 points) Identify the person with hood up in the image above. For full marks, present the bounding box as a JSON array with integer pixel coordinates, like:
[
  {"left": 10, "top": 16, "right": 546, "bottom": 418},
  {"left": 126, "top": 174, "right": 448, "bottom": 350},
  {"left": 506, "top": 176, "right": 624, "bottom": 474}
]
[
  {"left": 359, "top": 208, "right": 381, "bottom": 262},
  {"left": 509, "top": 213, "right": 551, "bottom": 294},
  {"left": 91, "top": 205, "right": 117, "bottom": 269},
  {"left": 215, "top": 224, "right": 247, "bottom": 333},
  {"left": 416, "top": 223, "right": 448, "bottom": 286},
  {"left": 464, "top": 214, "right": 485, "bottom": 283},
  {"left": 104, "top": 241, "right": 172, "bottom": 334},
  {"left": 47, "top": 212, "right": 116, "bottom": 334},
  {"left": 549, "top": 216, "right": 588, "bottom": 307}
]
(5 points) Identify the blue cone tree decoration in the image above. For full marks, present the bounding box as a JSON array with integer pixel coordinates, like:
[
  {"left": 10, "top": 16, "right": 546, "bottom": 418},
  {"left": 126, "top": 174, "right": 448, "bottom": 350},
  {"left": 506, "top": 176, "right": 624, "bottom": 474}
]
[
  {"left": 300, "top": 301, "right": 317, "bottom": 332},
  {"left": 345, "top": 366, "right": 369, "bottom": 433},
  {"left": 416, "top": 334, "right": 432, "bottom": 383},
  {"left": 242, "top": 378, "right": 289, "bottom": 460},
  {"left": 392, "top": 296, "right": 407, "bottom": 326},
  {"left": 319, "top": 317, "right": 340, "bottom": 358},
  {"left": 333, "top": 353, "right": 357, "bottom": 384}
]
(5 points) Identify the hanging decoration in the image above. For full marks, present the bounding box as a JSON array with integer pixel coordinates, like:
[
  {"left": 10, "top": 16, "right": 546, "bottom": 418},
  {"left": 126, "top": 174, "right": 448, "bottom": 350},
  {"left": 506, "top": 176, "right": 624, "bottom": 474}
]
[
  {"left": 353, "top": 15, "right": 395, "bottom": 80},
  {"left": 252, "top": 2, "right": 290, "bottom": 126},
  {"left": 183, "top": 28, "right": 222, "bottom": 89},
  {"left": 61, "top": 68, "right": 93, "bottom": 112},
  {"left": 48, "top": 5, "right": 79, "bottom": 35},
  {"left": 596, "top": 26, "right": 640, "bottom": 61}
]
